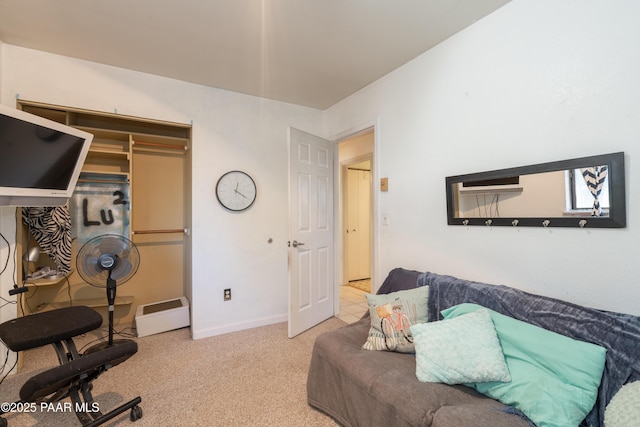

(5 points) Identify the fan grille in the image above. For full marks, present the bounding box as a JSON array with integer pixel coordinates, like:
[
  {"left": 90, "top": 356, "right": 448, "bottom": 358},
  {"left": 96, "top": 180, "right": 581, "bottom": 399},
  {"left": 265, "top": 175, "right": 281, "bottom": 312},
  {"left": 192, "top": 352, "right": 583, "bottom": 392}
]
[{"left": 76, "top": 234, "right": 140, "bottom": 288}]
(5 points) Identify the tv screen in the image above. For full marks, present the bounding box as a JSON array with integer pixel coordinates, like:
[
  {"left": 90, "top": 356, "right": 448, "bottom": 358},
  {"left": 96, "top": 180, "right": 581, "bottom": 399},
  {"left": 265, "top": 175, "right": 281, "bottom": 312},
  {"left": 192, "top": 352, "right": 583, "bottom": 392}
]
[
  {"left": 0, "top": 105, "right": 93, "bottom": 206},
  {"left": 462, "top": 176, "right": 520, "bottom": 187}
]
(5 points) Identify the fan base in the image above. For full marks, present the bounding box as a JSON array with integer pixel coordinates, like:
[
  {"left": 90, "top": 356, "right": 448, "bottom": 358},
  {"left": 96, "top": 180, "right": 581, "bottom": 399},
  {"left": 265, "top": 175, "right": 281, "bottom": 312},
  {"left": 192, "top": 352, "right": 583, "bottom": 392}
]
[{"left": 84, "top": 338, "right": 135, "bottom": 355}]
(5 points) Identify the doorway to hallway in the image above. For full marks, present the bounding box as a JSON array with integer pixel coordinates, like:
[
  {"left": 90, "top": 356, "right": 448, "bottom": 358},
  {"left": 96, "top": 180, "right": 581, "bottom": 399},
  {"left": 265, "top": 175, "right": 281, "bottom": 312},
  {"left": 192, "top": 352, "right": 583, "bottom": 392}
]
[{"left": 339, "top": 129, "right": 374, "bottom": 294}]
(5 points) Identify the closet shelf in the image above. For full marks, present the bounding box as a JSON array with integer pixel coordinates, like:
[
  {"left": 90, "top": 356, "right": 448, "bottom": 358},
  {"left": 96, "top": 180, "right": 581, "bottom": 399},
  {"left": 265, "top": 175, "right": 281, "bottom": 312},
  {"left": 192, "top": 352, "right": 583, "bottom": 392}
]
[
  {"left": 87, "top": 149, "right": 130, "bottom": 159},
  {"left": 38, "top": 296, "right": 134, "bottom": 312},
  {"left": 25, "top": 270, "right": 74, "bottom": 287}
]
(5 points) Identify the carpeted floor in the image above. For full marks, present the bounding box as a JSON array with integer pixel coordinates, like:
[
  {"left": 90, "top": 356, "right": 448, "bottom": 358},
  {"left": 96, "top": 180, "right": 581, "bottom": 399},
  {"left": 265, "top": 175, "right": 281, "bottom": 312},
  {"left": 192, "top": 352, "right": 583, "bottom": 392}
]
[{"left": 0, "top": 318, "right": 346, "bottom": 426}]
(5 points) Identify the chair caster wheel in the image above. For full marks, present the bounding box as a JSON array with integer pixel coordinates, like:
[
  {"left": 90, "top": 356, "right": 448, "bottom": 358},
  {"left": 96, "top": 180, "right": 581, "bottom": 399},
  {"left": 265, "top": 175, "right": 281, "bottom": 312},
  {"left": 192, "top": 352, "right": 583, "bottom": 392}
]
[{"left": 130, "top": 405, "right": 143, "bottom": 422}]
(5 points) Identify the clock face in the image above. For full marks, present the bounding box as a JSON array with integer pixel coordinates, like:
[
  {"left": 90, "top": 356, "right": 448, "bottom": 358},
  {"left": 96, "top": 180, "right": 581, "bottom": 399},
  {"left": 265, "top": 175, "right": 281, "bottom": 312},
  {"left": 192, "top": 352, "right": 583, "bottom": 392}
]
[{"left": 216, "top": 171, "right": 257, "bottom": 211}]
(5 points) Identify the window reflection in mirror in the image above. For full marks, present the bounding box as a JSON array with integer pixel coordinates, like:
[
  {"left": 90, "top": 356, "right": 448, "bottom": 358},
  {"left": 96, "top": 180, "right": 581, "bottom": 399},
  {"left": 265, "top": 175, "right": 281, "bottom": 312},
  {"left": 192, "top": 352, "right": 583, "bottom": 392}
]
[{"left": 570, "top": 168, "right": 610, "bottom": 213}]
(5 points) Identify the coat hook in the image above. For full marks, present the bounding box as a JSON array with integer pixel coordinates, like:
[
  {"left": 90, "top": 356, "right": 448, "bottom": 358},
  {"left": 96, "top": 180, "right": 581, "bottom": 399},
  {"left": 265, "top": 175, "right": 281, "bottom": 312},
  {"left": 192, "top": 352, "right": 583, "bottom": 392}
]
[
  {"left": 579, "top": 219, "right": 587, "bottom": 228},
  {"left": 542, "top": 219, "right": 550, "bottom": 228},
  {"left": 512, "top": 219, "right": 519, "bottom": 227}
]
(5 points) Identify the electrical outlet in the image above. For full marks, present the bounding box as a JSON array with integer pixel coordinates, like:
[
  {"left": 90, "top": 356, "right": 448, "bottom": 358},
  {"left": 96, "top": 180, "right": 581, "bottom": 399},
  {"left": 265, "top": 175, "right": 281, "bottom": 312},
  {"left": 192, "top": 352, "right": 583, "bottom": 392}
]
[{"left": 224, "top": 288, "right": 231, "bottom": 301}]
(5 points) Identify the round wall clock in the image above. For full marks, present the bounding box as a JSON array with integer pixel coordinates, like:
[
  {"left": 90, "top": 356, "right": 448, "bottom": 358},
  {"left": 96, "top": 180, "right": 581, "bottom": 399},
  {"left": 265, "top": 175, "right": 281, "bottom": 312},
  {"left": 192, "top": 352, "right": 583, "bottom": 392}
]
[{"left": 215, "top": 170, "right": 257, "bottom": 211}]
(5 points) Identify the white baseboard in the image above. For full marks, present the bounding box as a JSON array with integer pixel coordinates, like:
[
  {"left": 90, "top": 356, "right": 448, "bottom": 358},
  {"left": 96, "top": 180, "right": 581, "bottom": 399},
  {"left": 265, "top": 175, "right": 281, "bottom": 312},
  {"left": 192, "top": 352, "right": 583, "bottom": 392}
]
[{"left": 191, "top": 313, "right": 288, "bottom": 340}]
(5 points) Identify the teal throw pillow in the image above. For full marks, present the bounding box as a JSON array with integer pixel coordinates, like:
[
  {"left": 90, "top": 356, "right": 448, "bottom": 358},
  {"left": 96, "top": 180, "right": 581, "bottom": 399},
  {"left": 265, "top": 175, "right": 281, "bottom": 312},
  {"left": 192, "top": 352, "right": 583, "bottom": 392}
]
[
  {"left": 442, "top": 303, "right": 607, "bottom": 427},
  {"left": 411, "top": 308, "right": 511, "bottom": 384},
  {"left": 362, "top": 286, "right": 428, "bottom": 353}
]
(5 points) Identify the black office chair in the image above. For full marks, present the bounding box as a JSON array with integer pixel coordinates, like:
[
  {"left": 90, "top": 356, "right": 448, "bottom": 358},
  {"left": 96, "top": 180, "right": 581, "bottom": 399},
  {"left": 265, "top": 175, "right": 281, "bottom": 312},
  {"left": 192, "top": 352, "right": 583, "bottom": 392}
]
[{"left": 0, "top": 306, "right": 142, "bottom": 426}]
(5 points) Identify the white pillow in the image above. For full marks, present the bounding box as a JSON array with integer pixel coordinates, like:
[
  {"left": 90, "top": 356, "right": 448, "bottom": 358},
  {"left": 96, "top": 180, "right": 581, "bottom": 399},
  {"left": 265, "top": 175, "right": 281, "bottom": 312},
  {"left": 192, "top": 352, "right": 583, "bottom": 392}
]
[
  {"left": 605, "top": 381, "right": 640, "bottom": 427},
  {"left": 410, "top": 308, "right": 511, "bottom": 384}
]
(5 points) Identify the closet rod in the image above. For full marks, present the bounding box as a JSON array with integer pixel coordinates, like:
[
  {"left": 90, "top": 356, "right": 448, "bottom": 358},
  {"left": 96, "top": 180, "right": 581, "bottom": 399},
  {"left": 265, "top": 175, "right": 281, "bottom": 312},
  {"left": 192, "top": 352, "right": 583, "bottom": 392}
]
[
  {"left": 132, "top": 140, "right": 188, "bottom": 151},
  {"left": 132, "top": 228, "right": 186, "bottom": 235}
]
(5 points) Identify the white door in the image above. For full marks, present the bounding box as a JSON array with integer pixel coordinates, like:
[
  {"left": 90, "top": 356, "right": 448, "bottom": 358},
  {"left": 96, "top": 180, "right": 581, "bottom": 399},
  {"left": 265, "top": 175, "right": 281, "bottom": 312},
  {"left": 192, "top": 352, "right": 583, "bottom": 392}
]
[
  {"left": 288, "top": 127, "right": 334, "bottom": 338},
  {"left": 346, "top": 168, "right": 371, "bottom": 281}
]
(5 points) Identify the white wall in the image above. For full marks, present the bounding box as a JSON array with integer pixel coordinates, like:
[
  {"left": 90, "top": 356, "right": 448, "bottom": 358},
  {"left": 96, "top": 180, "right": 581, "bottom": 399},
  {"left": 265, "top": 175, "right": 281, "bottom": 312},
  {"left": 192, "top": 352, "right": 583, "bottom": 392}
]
[
  {"left": 1, "top": 0, "right": 639, "bottom": 347},
  {"left": 326, "top": 0, "right": 640, "bottom": 316},
  {"left": 0, "top": 210, "right": 16, "bottom": 317},
  {"left": 0, "top": 44, "right": 326, "bottom": 340},
  {"left": 0, "top": 207, "right": 18, "bottom": 376},
  {"left": 0, "top": 41, "right": 19, "bottom": 373}
]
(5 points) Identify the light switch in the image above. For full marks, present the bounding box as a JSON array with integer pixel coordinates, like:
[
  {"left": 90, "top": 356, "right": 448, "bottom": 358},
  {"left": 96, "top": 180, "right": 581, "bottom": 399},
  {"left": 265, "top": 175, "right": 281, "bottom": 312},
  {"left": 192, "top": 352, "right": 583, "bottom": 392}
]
[{"left": 380, "top": 177, "right": 389, "bottom": 192}]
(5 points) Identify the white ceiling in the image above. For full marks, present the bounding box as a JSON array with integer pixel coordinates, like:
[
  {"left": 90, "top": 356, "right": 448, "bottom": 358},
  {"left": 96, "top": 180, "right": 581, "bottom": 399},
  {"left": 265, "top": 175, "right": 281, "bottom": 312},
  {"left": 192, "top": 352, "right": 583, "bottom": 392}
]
[{"left": 0, "top": 0, "right": 511, "bottom": 109}]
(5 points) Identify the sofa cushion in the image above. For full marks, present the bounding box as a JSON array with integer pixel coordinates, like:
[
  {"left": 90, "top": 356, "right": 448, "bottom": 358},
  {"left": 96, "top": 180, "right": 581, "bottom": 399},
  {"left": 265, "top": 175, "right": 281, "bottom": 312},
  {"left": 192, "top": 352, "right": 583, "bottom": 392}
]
[
  {"left": 604, "top": 381, "right": 640, "bottom": 427},
  {"left": 363, "top": 286, "right": 428, "bottom": 353},
  {"left": 307, "top": 317, "right": 532, "bottom": 427},
  {"left": 411, "top": 308, "right": 511, "bottom": 385},
  {"left": 443, "top": 303, "right": 607, "bottom": 427}
]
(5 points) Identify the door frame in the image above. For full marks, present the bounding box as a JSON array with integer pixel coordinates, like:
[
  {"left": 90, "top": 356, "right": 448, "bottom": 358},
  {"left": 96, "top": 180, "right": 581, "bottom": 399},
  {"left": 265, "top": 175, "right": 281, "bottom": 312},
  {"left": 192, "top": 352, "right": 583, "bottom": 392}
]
[{"left": 333, "top": 121, "right": 379, "bottom": 310}]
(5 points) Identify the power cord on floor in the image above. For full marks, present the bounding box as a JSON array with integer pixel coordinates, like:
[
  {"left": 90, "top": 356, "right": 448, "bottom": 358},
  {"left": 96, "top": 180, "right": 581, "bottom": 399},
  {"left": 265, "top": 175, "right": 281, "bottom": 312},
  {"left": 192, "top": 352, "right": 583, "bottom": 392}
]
[{"left": 0, "top": 347, "right": 16, "bottom": 386}]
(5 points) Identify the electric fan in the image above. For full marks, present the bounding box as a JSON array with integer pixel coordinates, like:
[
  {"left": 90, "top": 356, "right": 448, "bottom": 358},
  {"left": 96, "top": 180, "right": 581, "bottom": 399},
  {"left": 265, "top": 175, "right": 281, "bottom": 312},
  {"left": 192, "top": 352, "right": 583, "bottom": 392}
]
[{"left": 76, "top": 234, "right": 140, "bottom": 347}]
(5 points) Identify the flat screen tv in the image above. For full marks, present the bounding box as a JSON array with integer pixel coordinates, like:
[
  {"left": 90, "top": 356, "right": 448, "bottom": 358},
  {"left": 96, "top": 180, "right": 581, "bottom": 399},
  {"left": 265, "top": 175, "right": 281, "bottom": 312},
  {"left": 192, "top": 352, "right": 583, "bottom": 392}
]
[{"left": 0, "top": 104, "right": 93, "bottom": 207}]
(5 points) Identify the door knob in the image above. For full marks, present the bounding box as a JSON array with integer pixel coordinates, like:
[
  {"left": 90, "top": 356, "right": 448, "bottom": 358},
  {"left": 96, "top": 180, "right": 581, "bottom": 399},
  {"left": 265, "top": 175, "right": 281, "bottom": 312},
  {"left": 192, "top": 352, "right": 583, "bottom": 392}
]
[{"left": 292, "top": 240, "right": 305, "bottom": 248}]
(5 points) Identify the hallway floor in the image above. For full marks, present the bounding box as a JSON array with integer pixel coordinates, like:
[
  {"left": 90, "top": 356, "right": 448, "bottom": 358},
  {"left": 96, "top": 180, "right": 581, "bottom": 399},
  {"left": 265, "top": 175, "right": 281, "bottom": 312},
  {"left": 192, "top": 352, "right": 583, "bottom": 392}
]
[{"left": 338, "top": 285, "right": 368, "bottom": 324}]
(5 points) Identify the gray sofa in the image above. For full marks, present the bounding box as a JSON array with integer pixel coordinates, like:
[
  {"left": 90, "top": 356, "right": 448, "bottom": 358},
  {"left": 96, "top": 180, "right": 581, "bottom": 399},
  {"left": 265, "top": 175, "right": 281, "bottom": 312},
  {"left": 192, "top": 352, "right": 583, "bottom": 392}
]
[{"left": 307, "top": 268, "right": 640, "bottom": 427}]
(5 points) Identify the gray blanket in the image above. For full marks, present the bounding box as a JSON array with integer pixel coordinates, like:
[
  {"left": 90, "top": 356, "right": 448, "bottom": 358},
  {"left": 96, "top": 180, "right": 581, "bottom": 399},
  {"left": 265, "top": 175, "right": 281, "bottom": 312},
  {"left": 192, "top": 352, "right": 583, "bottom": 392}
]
[
  {"left": 307, "top": 268, "right": 532, "bottom": 427},
  {"left": 419, "top": 271, "right": 640, "bottom": 427}
]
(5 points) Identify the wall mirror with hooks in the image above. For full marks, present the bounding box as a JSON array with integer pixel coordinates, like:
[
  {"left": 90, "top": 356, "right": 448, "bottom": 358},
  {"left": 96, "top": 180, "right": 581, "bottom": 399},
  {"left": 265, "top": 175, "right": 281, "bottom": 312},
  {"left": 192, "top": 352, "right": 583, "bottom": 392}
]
[{"left": 446, "top": 152, "right": 626, "bottom": 228}]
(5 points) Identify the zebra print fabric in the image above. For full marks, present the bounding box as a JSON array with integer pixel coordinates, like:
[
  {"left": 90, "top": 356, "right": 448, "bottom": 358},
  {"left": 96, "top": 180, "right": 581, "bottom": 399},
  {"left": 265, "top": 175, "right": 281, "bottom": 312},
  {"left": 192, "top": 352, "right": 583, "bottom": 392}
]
[
  {"left": 22, "top": 206, "right": 72, "bottom": 274},
  {"left": 581, "top": 166, "right": 608, "bottom": 216}
]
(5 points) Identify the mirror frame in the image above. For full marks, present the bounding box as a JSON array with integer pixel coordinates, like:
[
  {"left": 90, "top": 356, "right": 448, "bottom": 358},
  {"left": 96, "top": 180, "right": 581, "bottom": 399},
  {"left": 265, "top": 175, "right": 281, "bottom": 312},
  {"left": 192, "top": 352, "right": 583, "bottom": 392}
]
[{"left": 446, "top": 152, "right": 626, "bottom": 228}]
